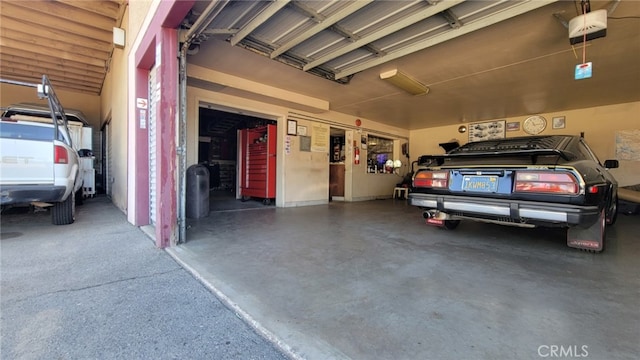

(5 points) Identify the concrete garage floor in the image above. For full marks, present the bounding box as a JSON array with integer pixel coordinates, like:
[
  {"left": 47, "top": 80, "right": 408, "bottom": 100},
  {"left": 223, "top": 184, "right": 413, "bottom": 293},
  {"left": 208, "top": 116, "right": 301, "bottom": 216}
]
[{"left": 177, "top": 199, "right": 640, "bottom": 360}]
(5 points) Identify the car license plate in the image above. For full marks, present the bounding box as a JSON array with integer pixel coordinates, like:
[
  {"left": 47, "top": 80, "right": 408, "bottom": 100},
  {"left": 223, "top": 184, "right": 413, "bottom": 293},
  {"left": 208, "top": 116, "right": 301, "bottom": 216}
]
[{"left": 462, "top": 176, "right": 498, "bottom": 192}]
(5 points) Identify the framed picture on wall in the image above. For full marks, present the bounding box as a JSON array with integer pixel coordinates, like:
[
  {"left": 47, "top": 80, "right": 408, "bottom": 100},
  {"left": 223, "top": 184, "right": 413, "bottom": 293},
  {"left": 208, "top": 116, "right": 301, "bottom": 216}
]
[
  {"left": 552, "top": 116, "right": 566, "bottom": 129},
  {"left": 468, "top": 120, "right": 506, "bottom": 142},
  {"left": 506, "top": 122, "right": 520, "bottom": 131},
  {"left": 287, "top": 119, "right": 298, "bottom": 135}
]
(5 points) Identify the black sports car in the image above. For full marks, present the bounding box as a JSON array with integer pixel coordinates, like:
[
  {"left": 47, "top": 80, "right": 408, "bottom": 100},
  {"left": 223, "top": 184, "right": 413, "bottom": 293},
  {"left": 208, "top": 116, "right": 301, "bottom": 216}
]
[{"left": 409, "top": 135, "right": 619, "bottom": 252}]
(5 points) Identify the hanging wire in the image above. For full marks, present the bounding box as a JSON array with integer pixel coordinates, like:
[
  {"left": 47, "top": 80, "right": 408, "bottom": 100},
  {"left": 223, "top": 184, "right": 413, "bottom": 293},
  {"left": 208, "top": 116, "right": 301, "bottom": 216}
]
[{"left": 582, "top": 1, "right": 588, "bottom": 64}]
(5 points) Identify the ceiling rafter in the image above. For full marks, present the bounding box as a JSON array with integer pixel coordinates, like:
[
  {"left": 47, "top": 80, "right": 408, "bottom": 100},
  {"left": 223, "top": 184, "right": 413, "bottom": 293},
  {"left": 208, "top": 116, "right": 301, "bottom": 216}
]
[
  {"left": 302, "top": 0, "right": 464, "bottom": 72},
  {"left": 1, "top": 47, "right": 105, "bottom": 74},
  {"left": 0, "top": 2, "right": 111, "bottom": 43},
  {"left": 334, "top": 0, "right": 557, "bottom": 79},
  {"left": 0, "top": 71, "right": 101, "bottom": 93},
  {"left": 442, "top": 9, "right": 462, "bottom": 29},
  {"left": 0, "top": 0, "right": 124, "bottom": 95},
  {"left": 55, "top": 0, "right": 121, "bottom": 19},
  {"left": 0, "top": 17, "right": 112, "bottom": 53},
  {"left": 2, "top": 60, "right": 104, "bottom": 84},
  {"left": 9, "top": 0, "right": 117, "bottom": 30},
  {"left": 288, "top": 1, "right": 327, "bottom": 22},
  {"left": 0, "top": 37, "right": 106, "bottom": 68},
  {"left": 230, "top": 0, "right": 291, "bottom": 46},
  {"left": 270, "top": 0, "right": 373, "bottom": 59},
  {"left": 330, "top": 23, "right": 361, "bottom": 42},
  {"left": 1, "top": 28, "right": 110, "bottom": 60}
]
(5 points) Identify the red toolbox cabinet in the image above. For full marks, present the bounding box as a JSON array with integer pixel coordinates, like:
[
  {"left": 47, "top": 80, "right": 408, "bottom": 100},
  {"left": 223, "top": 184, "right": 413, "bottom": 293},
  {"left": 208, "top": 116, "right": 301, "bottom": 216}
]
[{"left": 239, "top": 124, "right": 276, "bottom": 204}]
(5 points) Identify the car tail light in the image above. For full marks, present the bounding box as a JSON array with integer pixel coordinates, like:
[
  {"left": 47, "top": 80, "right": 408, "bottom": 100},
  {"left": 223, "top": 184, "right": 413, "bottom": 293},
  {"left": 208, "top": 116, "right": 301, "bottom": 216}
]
[
  {"left": 514, "top": 171, "right": 578, "bottom": 194},
  {"left": 54, "top": 145, "right": 68, "bottom": 164},
  {"left": 414, "top": 170, "right": 449, "bottom": 188}
]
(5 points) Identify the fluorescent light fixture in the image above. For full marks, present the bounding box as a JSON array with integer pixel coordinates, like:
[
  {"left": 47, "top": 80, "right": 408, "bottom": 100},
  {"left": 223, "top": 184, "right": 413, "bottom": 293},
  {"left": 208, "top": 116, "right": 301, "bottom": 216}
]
[{"left": 379, "top": 69, "right": 429, "bottom": 95}]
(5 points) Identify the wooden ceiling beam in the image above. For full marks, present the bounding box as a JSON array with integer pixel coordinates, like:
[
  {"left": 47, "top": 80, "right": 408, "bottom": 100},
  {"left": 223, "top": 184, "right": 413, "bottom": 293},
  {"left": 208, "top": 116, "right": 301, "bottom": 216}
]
[
  {"left": 55, "top": 0, "right": 122, "bottom": 20},
  {"left": 2, "top": 67, "right": 102, "bottom": 88},
  {"left": 0, "top": 0, "right": 124, "bottom": 95},
  {"left": 1, "top": 61, "right": 104, "bottom": 86},
  {"left": 0, "top": 72, "right": 102, "bottom": 93},
  {"left": 0, "top": 17, "right": 112, "bottom": 53},
  {"left": 7, "top": 0, "right": 117, "bottom": 30},
  {"left": 0, "top": 47, "right": 105, "bottom": 74},
  {"left": 0, "top": 70, "right": 101, "bottom": 94},
  {"left": 0, "top": 37, "right": 106, "bottom": 68},
  {"left": 0, "top": 2, "right": 112, "bottom": 43},
  {"left": 0, "top": 54, "right": 105, "bottom": 79},
  {"left": 1, "top": 28, "right": 110, "bottom": 60}
]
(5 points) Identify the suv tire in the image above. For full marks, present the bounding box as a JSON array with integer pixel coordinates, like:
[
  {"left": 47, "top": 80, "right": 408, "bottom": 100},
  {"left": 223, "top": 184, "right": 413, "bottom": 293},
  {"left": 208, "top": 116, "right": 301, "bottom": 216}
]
[{"left": 52, "top": 190, "right": 75, "bottom": 225}]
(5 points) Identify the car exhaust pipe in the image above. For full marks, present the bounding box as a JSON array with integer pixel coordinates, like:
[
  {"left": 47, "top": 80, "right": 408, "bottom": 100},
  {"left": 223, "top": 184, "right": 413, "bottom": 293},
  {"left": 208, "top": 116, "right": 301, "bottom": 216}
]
[{"left": 423, "top": 211, "right": 434, "bottom": 219}]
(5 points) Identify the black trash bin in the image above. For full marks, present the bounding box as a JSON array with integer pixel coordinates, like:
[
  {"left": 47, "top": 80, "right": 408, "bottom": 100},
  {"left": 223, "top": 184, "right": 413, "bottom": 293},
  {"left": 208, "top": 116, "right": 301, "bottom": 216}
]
[{"left": 186, "top": 164, "right": 210, "bottom": 219}]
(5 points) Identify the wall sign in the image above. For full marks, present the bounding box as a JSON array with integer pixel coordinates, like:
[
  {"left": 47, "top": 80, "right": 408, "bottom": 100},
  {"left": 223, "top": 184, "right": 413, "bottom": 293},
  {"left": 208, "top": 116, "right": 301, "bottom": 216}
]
[
  {"left": 136, "top": 98, "right": 148, "bottom": 109},
  {"left": 311, "top": 124, "right": 329, "bottom": 152},
  {"left": 139, "top": 109, "right": 146, "bottom": 129}
]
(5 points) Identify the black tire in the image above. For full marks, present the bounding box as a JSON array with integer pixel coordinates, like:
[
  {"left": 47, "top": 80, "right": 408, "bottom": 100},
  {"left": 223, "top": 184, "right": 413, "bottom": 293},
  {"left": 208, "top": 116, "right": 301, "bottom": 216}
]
[
  {"left": 52, "top": 190, "right": 75, "bottom": 225},
  {"left": 263, "top": 198, "right": 271, "bottom": 205},
  {"left": 75, "top": 187, "right": 84, "bottom": 206},
  {"left": 442, "top": 220, "right": 460, "bottom": 230}
]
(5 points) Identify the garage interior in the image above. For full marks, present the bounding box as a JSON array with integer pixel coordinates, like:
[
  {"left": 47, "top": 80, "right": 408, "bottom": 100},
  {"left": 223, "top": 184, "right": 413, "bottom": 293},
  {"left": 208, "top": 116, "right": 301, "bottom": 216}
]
[
  {"left": 198, "top": 105, "right": 278, "bottom": 211},
  {"left": 1, "top": 0, "right": 639, "bottom": 359}
]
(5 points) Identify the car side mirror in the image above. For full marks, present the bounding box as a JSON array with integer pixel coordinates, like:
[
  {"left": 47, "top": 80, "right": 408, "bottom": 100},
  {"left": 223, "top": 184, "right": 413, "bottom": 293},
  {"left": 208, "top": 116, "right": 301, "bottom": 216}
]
[{"left": 604, "top": 159, "right": 619, "bottom": 169}]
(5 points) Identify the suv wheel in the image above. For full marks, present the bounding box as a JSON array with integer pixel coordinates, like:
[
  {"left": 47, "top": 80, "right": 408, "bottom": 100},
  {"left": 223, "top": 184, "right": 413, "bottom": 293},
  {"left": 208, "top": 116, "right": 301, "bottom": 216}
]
[{"left": 52, "top": 191, "right": 75, "bottom": 225}]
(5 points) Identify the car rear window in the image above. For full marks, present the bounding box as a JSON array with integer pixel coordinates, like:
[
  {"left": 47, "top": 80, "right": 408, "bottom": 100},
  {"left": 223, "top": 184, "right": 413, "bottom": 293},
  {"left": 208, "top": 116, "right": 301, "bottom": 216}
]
[
  {"left": 0, "top": 122, "right": 57, "bottom": 141},
  {"left": 2, "top": 110, "right": 85, "bottom": 125}
]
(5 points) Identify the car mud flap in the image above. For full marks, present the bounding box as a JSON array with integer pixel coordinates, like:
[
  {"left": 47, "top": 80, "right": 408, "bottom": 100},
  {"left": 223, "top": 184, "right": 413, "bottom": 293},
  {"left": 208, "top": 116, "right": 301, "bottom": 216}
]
[{"left": 567, "top": 209, "right": 605, "bottom": 252}]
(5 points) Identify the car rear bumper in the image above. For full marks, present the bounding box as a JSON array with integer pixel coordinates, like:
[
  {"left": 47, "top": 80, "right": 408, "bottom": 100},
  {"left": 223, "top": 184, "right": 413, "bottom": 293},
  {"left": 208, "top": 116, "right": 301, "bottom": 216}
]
[
  {"left": 409, "top": 193, "right": 600, "bottom": 226},
  {"left": 0, "top": 185, "right": 66, "bottom": 205}
]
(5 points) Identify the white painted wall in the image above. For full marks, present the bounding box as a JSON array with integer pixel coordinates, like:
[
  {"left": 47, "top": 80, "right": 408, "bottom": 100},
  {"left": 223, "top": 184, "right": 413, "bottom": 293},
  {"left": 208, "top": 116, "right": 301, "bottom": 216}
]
[{"left": 186, "top": 71, "right": 411, "bottom": 207}]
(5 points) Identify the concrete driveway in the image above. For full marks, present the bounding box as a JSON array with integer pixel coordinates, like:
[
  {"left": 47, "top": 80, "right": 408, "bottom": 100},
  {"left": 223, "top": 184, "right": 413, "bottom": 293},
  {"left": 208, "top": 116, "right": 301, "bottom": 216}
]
[{"left": 0, "top": 197, "right": 287, "bottom": 360}]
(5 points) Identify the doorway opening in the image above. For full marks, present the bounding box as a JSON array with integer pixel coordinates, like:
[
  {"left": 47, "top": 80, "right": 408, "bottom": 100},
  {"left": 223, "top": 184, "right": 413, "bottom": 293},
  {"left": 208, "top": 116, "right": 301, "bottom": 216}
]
[
  {"left": 197, "top": 105, "right": 276, "bottom": 211},
  {"left": 329, "top": 127, "right": 346, "bottom": 201}
]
